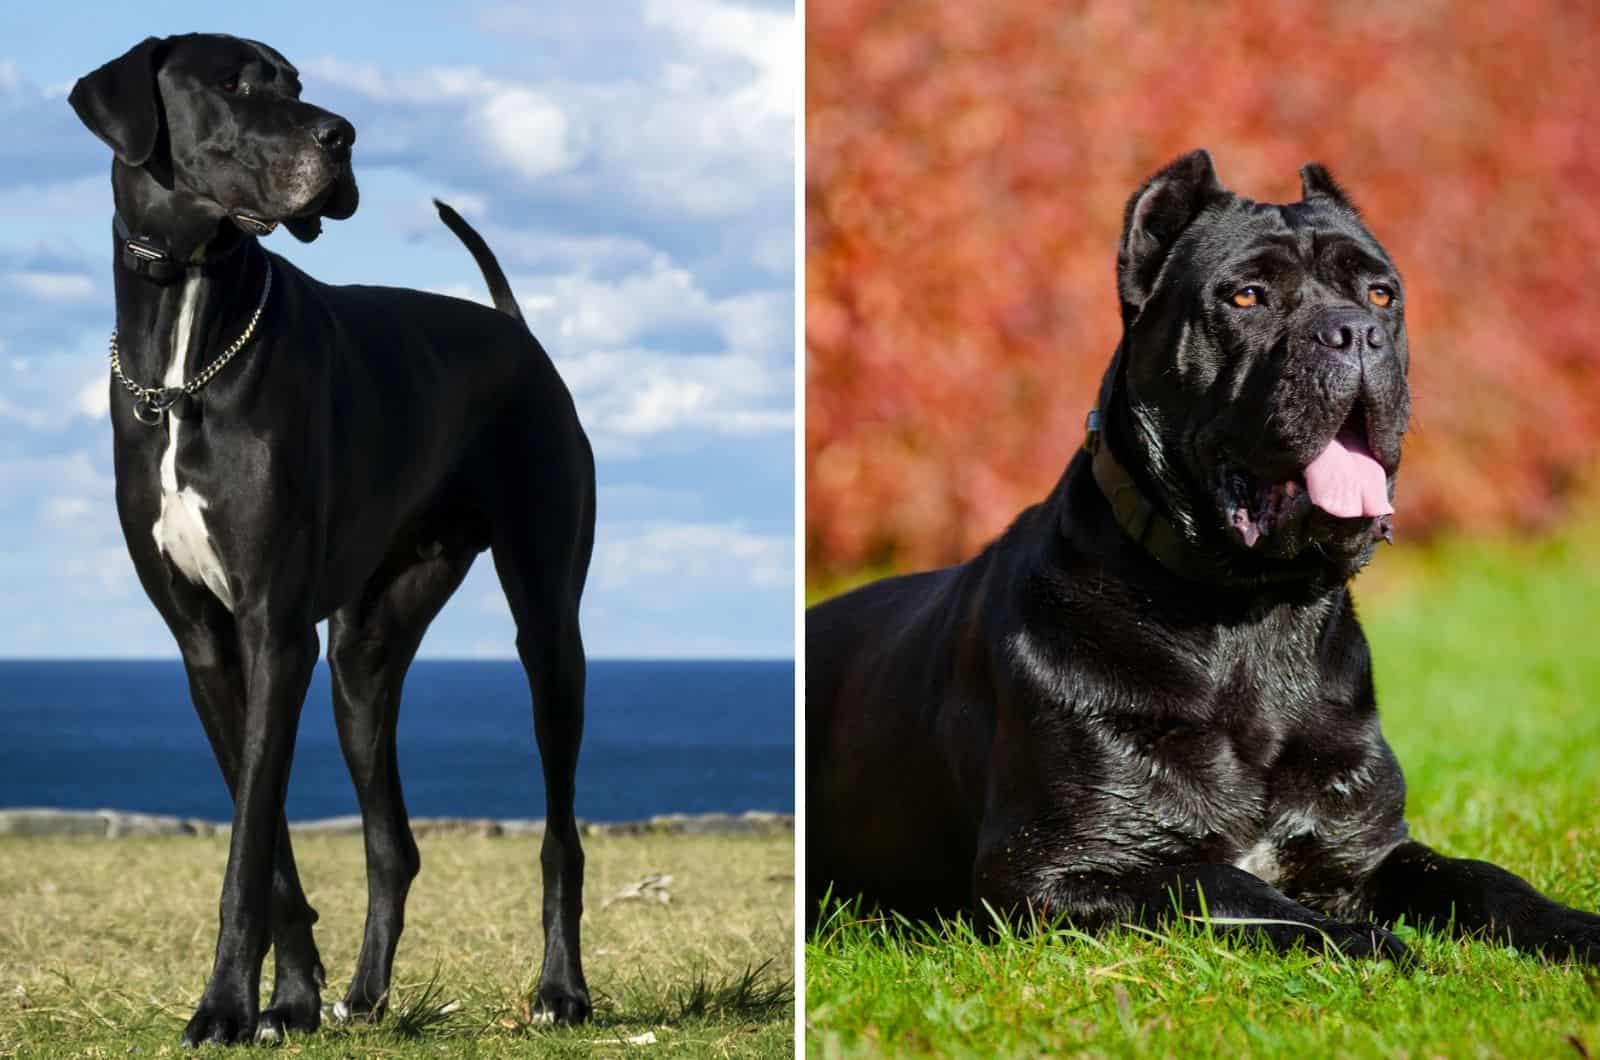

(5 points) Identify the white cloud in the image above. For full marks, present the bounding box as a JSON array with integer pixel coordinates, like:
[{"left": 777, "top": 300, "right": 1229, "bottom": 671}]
[
  {"left": 304, "top": 60, "right": 501, "bottom": 103},
  {"left": 476, "top": 251, "right": 793, "bottom": 447},
  {"left": 556, "top": 347, "right": 791, "bottom": 439},
  {"left": 305, "top": 58, "right": 584, "bottom": 180},
  {"left": 61, "top": 546, "right": 133, "bottom": 596},
  {"left": 0, "top": 395, "right": 54, "bottom": 429},
  {"left": 716, "top": 290, "right": 790, "bottom": 357},
  {"left": 303, "top": 0, "right": 793, "bottom": 219},
  {"left": 41, "top": 495, "right": 91, "bottom": 527},
  {"left": 596, "top": 483, "right": 706, "bottom": 521},
  {"left": 0, "top": 176, "right": 103, "bottom": 220},
  {"left": 0, "top": 454, "right": 131, "bottom": 600},
  {"left": 469, "top": 228, "right": 658, "bottom": 273},
  {"left": 643, "top": 0, "right": 796, "bottom": 120},
  {"left": 1, "top": 10, "right": 796, "bottom": 661},
  {"left": 4, "top": 270, "right": 97, "bottom": 302},
  {"left": 420, "top": 279, "right": 792, "bottom": 446},
  {"left": 595, "top": 520, "right": 792, "bottom": 591},
  {"left": 476, "top": 88, "right": 582, "bottom": 179},
  {"left": 0, "top": 452, "right": 113, "bottom": 507},
  {"left": 0, "top": 349, "right": 113, "bottom": 432},
  {"left": 75, "top": 375, "right": 109, "bottom": 418},
  {"left": 531, "top": 256, "right": 787, "bottom": 354}
]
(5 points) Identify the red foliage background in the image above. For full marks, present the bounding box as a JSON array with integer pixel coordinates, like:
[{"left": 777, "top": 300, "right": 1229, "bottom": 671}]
[{"left": 806, "top": 0, "right": 1600, "bottom": 581}]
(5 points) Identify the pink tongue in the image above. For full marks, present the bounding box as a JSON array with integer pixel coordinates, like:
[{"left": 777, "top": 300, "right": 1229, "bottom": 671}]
[{"left": 1303, "top": 428, "right": 1393, "bottom": 519}]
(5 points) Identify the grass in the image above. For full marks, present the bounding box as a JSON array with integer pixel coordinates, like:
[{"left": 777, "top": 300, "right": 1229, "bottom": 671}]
[
  {"left": 806, "top": 526, "right": 1600, "bottom": 1057},
  {"left": 0, "top": 830, "right": 793, "bottom": 1057}
]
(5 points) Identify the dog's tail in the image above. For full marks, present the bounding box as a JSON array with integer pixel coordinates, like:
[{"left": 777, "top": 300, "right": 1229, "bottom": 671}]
[{"left": 434, "top": 199, "right": 525, "bottom": 324}]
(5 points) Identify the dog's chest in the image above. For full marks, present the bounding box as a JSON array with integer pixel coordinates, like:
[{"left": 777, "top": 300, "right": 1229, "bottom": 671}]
[
  {"left": 1075, "top": 630, "right": 1331, "bottom": 878},
  {"left": 149, "top": 279, "right": 233, "bottom": 611}
]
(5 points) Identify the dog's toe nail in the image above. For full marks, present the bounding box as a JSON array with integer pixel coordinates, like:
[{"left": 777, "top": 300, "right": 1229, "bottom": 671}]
[
  {"left": 256, "top": 1021, "right": 282, "bottom": 1043},
  {"left": 530, "top": 1008, "right": 556, "bottom": 1025},
  {"left": 331, "top": 1000, "right": 350, "bottom": 1022}
]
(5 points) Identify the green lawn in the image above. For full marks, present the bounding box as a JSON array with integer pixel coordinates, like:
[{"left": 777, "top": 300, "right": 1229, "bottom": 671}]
[
  {"left": 806, "top": 530, "right": 1600, "bottom": 1058},
  {"left": 0, "top": 831, "right": 794, "bottom": 1058}
]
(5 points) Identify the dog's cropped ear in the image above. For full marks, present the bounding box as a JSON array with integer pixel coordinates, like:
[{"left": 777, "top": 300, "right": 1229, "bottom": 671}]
[
  {"left": 1118, "top": 149, "right": 1229, "bottom": 316},
  {"left": 1299, "top": 162, "right": 1359, "bottom": 214},
  {"left": 69, "top": 37, "right": 167, "bottom": 166}
]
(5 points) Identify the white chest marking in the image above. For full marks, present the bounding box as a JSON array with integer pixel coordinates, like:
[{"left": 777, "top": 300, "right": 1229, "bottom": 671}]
[
  {"left": 150, "top": 278, "right": 234, "bottom": 611},
  {"left": 1233, "top": 839, "right": 1283, "bottom": 885}
]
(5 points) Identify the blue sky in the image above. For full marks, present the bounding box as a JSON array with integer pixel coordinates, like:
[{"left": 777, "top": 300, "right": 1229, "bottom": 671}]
[{"left": 0, "top": 1, "right": 795, "bottom": 658}]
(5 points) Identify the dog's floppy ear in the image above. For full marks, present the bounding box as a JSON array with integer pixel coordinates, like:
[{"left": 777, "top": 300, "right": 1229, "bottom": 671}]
[
  {"left": 1299, "top": 162, "right": 1358, "bottom": 213},
  {"left": 69, "top": 37, "right": 167, "bottom": 166},
  {"left": 1118, "top": 149, "right": 1229, "bottom": 316}
]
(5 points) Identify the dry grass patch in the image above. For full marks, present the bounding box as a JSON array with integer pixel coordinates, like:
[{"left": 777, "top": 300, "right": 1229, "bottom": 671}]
[{"left": 0, "top": 830, "right": 793, "bottom": 1057}]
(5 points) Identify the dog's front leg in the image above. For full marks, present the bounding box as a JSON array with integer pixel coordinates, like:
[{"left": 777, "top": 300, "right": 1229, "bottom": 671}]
[
  {"left": 183, "top": 622, "right": 318, "bottom": 1047},
  {"left": 1365, "top": 840, "right": 1600, "bottom": 962},
  {"left": 174, "top": 620, "right": 325, "bottom": 1040},
  {"left": 975, "top": 859, "right": 1414, "bottom": 962}
]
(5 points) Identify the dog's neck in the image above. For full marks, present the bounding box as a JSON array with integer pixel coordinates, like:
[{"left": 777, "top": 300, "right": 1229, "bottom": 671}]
[
  {"left": 1082, "top": 349, "right": 1223, "bottom": 582},
  {"left": 109, "top": 163, "right": 269, "bottom": 390},
  {"left": 1085, "top": 420, "right": 1229, "bottom": 582},
  {"left": 1071, "top": 400, "right": 1347, "bottom": 600},
  {"left": 111, "top": 162, "right": 239, "bottom": 267}
]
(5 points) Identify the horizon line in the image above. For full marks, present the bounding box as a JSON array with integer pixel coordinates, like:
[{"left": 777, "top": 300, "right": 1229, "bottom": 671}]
[{"left": 0, "top": 654, "right": 795, "bottom": 664}]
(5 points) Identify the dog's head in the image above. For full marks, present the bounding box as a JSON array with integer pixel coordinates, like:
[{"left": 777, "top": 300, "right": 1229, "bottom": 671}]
[
  {"left": 70, "top": 34, "right": 358, "bottom": 244},
  {"left": 1106, "top": 150, "right": 1410, "bottom": 581}
]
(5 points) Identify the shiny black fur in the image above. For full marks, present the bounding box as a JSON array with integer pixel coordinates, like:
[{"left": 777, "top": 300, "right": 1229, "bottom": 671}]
[
  {"left": 72, "top": 35, "right": 595, "bottom": 1045},
  {"left": 807, "top": 150, "right": 1600, "bottom": 966}
]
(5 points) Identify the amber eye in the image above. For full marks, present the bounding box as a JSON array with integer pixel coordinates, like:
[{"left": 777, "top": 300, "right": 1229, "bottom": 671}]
[
  {"left": 1368, "top": 285, "right": 1395, "bottom": 308},
  {"left": 1231, "top": 286, "right": 1265, "bottom": 309}
]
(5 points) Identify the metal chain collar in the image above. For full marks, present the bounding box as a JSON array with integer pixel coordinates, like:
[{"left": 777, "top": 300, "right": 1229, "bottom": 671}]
[{"left": 108, "top": 261, "right": 274, "bottom": 426}]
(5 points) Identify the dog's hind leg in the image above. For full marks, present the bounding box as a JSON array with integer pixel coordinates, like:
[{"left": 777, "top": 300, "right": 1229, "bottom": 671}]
[
  {"left": 488, "top": 426, "right": 596, "bottom": 1026},
  {"left": 326, "top": 548, "right": 476, "bottom": 1019},
  {"left": 166, "top": 600, "right": 326, "bottom": 1040}
]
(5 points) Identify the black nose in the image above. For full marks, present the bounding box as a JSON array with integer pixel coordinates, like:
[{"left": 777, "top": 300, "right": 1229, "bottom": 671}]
[
  {"left": 314, "top": 117, "right": 355, "bottom": 157},
  {"left": 1312, "top": 307, "right": 1385, "bottom": 352}
]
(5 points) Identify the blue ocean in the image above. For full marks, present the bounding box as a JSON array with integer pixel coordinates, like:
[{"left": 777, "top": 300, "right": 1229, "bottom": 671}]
[{"left": 0, "top": 659, "right": 793, "bottom": 822}]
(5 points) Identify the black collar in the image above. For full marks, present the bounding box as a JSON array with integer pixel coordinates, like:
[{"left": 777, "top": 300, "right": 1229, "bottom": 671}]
[
  {"left": 113, "top": 213, "right": 183, "bottom": 285},
  {"left": 112, "top": 213, "right": 253, "bottom": 286},
  {"left": 1083, "top": 409, "right": 1228, "bottom": 581}
]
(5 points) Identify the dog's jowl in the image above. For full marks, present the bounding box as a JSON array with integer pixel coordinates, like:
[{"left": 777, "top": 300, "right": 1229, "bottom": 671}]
[
  {"left": 72, "top": 34, "right": 597, "bottom": 1045},
  {"left": 807, "top": 150, "right": 1600, "bottom": 964}
]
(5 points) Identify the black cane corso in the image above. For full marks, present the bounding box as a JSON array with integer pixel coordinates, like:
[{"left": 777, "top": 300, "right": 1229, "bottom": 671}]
[
  {"left": 807, "top": 150, "right": 1600, "bottom": 966},
  {"left": 71, "top": 34, "right": 596, "bottom": 1044}
]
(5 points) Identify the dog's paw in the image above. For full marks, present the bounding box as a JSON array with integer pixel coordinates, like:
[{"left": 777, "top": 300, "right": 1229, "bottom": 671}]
[
  {"left": 1321, "top": 921, "right": 1416, "bottom": 967},
  {"left": 180, "top": 992, "right": 258, "bottom": 1047},
  {"left": 258, "top": 962, "right": 323, "bottom": 1040},
  {"left": 330, "top": 995, "right": 386, "bottom": 1024},
  {"left": 531, "top": 981, "right": 592, "bottom": 1026},
  {"left": 333, "top": 972, "right": 390, "bottom": 1024},
  {"left": 259, "top": 992, "right": 321, "bottom": 1040}
]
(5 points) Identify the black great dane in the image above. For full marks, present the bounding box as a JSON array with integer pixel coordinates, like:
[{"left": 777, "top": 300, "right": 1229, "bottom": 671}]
[
  {"left": 808, "top": 150, "right": 1600, "bottom": 966},
  {"left": 71, "top": 34, "right": 595, "bottom": 1044}
]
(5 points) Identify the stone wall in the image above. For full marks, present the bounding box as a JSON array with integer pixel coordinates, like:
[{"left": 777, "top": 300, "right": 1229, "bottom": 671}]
[{"left": 0, "top": 808, "right": 793, "bottom": 839}]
